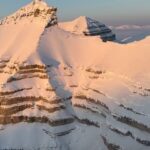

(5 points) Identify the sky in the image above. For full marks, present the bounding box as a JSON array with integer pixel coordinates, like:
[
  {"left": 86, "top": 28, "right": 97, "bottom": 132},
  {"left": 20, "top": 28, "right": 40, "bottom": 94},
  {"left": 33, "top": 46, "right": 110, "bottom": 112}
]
[{"left": 0, "top": 0, "right": 150, "bottom": 26}]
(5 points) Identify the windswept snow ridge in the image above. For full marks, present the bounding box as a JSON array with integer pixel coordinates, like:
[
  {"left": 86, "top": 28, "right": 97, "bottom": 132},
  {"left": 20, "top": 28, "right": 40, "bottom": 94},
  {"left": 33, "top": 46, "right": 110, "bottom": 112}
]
[{"left": 0, "top": 1, "right": 150, "bottom": 150}]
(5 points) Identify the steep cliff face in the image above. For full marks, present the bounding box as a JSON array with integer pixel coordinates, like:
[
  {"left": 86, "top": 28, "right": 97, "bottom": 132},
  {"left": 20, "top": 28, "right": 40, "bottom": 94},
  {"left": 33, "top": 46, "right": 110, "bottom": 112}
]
[
  {"left": 0, "top": 1, "right": 150, "bottom": 150},
  {"left": 59, "top": 16, "right": 116, "bottom": 41}
]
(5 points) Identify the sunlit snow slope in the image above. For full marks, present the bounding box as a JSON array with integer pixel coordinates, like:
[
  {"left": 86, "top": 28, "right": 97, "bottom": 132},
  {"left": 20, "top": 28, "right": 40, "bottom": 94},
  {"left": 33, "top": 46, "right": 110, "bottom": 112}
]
[{"left": 0, "top": 1, "right": 150, "bottom": 150}]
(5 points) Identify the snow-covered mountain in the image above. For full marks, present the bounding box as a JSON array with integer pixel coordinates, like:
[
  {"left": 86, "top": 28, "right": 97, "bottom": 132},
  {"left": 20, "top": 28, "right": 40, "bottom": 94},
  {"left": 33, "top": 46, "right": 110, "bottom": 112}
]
[
  {"left": 0, "top": 0, "right": 57, "bottom": 27},
  {"left": 0, "top": 1, "right": 150, "bottom": 150},
  {"left": 110, "top": 25, "right": 150, "bottom": 30},
  {"left": 59, "top": 16, "right": 116, "bottom": 41}
]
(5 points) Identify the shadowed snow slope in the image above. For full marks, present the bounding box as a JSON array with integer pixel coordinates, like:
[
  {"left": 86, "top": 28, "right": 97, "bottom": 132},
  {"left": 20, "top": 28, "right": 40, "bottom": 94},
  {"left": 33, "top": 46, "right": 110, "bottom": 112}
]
[{"left": 0, "top": 1, "right": 150, "bottom": 150}]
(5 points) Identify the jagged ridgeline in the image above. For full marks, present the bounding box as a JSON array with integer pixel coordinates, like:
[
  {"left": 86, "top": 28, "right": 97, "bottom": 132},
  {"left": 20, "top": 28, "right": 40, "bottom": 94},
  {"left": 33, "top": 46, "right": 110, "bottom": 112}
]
[
  {"left": 0, "top": 0, "right": 150, "bottom": 150},
  {"left": 0, "top": 0, "right": 57, "bottom": 27}
]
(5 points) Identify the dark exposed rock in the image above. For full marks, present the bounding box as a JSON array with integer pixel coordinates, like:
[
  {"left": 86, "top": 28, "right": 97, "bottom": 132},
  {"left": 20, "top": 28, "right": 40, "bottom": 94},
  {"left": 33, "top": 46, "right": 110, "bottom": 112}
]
[
  {"left": 74, "top": 103, "right": 98, "bottom": 114},
  {"left": 110, "top": 127, "right": 134, "bottom": 139},
  {"left": 74, "top": 103, "right": 106, "bottom": 118},
  {"left": 0, "top": 59, "right": 9, "bottom": 63},
  {"left": 37, "top": 105, "right": 65, "bottom": 113},
  {"left": 85, "top": 68, "right": 105, "bottom": 74},
  {"left": 101, "top": 136, "right": 121, "bottom": 150},
  {"left": 120, "top": 104, "right": 144, "bottom": 116},
  {"left": 34, "top": 8, "right": 40, "bottom": 17},
  {"left": 0, "top": 105, "right": 33, "bottom": 115},
  {"left": 43, "top": 128, "right": 75, "bottom": 137},
  {"left": 19, "top": 64, "right": 46, "bottom": 70},
  {"left": 45, "top": 20, "right": 57, "bottom": 28},
  {"left": 74, "top": 116, "right": 100, "bottom": 128},
  {"left": 18, "top": 69, "right": 47, "bottom": 74},
  {"left": 46, "top": 88, "right": 56, "bottom": 92},
  {"left": 89, "top": 88, "right": 106, "bottom": 96},
  {"left": 114, "top": 115, "right": 150, "bottom": 133},
  {"left": 136, "top": 138, "right": 150, "bottom": 146},
  {"left": 0, "top": 116, "right": 74, "bottom": 126},
  {"left": 0, "top": 64, "right": 7, "bottom": 69},
  {"left": 70, "top": 85, "right": 78, "bottom": 88},
  {"left": 0, "top": 96, "right": 62, "bottom": 105},
  {"left": 55, "top": 128, "right": 75, "bottom": 136},
  {"left": 0, "top": 88, "right": 32, "bottom": 96},
  {"left": 110, "top": 127, "right": 150, "bottom": 146},
  {"left": 74, "top": 95, "right": 109, "bottom": 111},
  {"left": 7, "top": 74, "right": 49, "bottom": 83}
]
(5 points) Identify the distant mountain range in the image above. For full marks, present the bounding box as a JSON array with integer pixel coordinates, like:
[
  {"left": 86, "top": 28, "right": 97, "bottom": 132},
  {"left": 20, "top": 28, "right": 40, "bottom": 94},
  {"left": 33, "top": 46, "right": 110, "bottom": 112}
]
[
  {"left": 109, "top": 25, "right": 150, "bottom": 43},
  {"left": 110, "top": 25, "right": 150, "bottom": 30}
]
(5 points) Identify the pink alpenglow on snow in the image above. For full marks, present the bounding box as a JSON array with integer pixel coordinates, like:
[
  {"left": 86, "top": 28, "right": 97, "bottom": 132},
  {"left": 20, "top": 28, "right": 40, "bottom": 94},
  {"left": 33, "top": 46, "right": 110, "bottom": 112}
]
[{"left": 0, "top": 1, "right": 150, "bottom": 150}]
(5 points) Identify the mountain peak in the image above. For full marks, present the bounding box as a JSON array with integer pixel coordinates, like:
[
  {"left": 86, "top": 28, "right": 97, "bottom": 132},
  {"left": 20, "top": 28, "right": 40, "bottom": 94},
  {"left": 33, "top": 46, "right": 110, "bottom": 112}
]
[
  {"left": 59, "top": 16, "right": 116, "bottom": 41},
  {"left": 0, "top": 0, "right": 57, "bottom": 27},
  {"left": 32, "top": 0, "right": 47, "bottom": 7}
]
